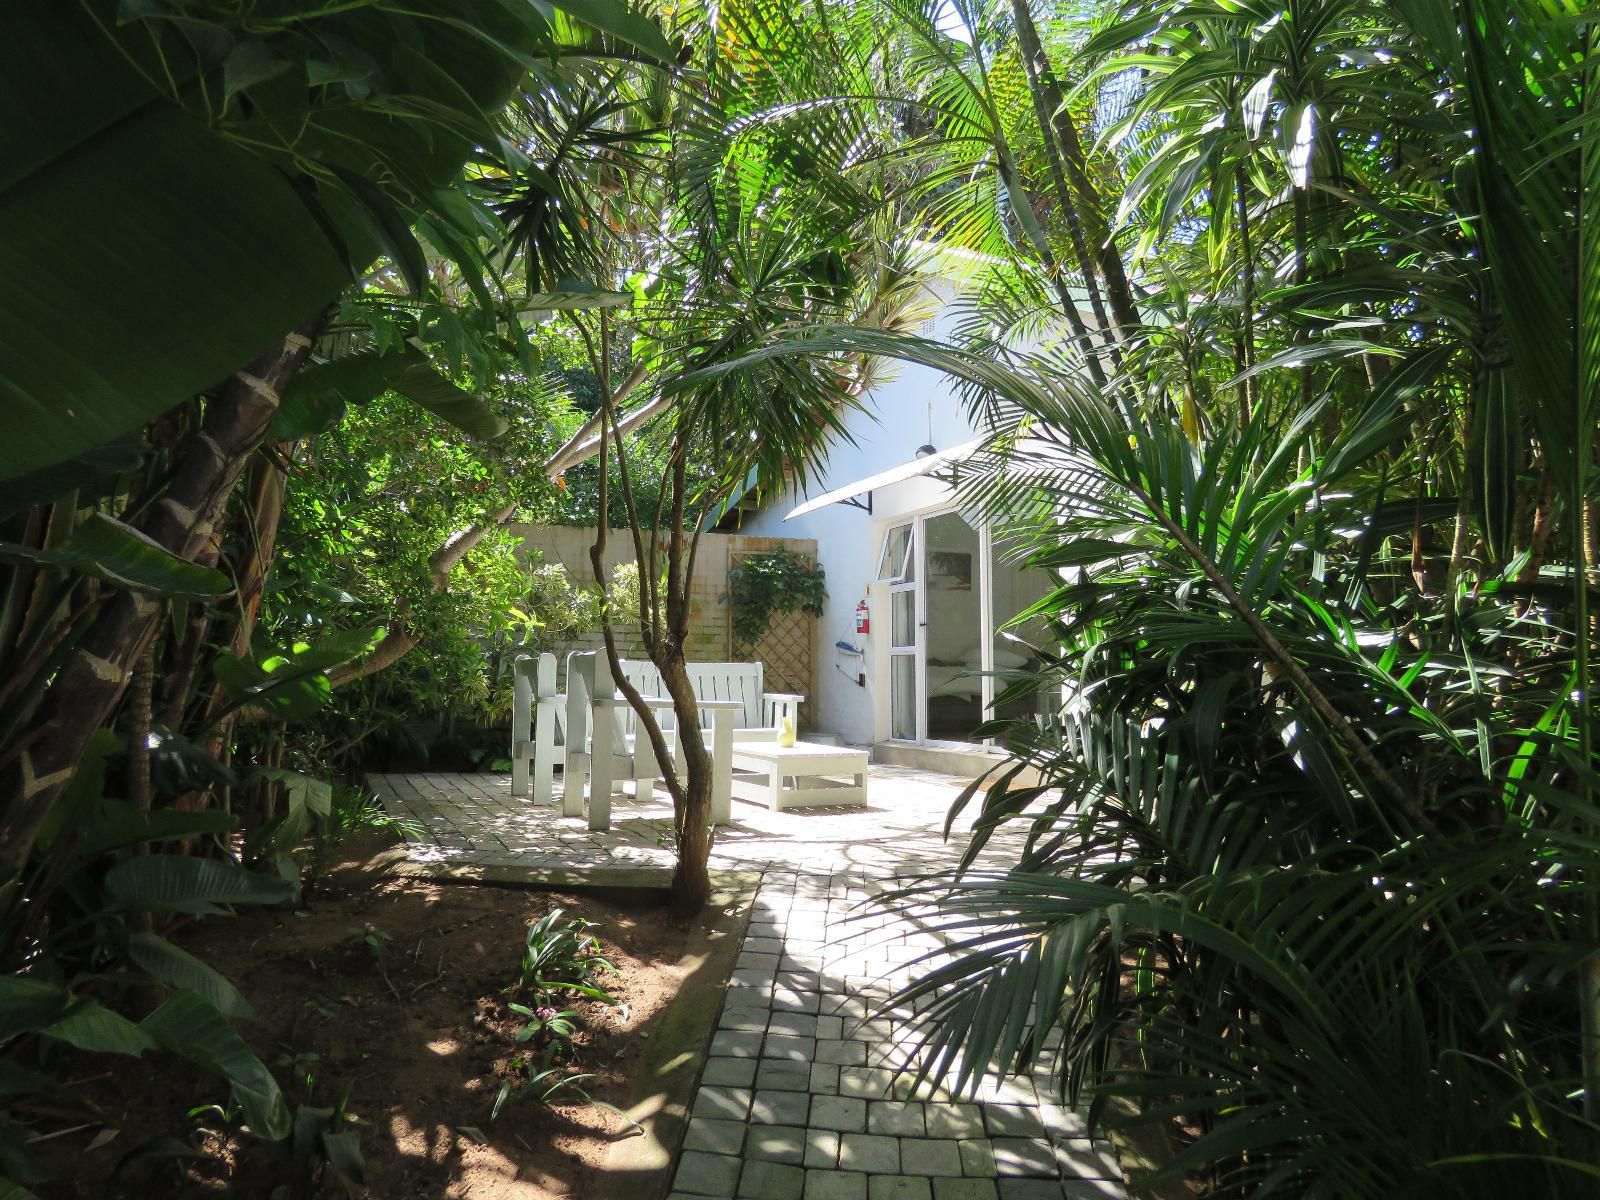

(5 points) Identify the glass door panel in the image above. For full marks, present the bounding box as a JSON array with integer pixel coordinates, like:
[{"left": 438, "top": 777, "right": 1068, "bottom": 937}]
[
  {"left": 890, "top": 590, "right": 916, "bottom": 646},
  {"left": 989, "top": 537, "right": 1056, "bottom": 725},
  {"left": 881, "top": 522, "right": 920, "bottom": 740},
  {"left": 922, "top": 511, "right": 984, "bottom": 742},
  {"left": 890, "top": 654, "right": 917, "bottom": 739}
]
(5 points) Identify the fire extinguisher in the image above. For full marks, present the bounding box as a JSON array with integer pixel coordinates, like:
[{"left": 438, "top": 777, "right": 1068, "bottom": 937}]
[{"left": 855, "top": 599, "right": 870, "bottom": 635}]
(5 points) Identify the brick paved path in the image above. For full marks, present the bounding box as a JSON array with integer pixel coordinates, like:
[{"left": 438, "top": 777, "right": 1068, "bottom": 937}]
[
  {"left": 671, "top": 864, "right": 1126, "bottom": 1200},
  {"left": 369, "top": 769, "right": 1128, "bottom": 1199}
]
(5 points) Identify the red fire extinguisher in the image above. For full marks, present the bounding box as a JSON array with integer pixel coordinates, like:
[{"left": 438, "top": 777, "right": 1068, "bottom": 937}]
[{"left": 855, "top": 599, "right": 870, "bottom": 635}]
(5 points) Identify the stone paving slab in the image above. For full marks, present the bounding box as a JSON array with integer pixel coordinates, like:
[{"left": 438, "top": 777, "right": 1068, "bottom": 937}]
[
  {"left": 368, "top": 766, "right": 1130, "bottom": 1199},
  {"left": 369, "top": 765, "right": 1008, "bottom": 882},
  {"left": 665, "top": 866, "right": 1127, "bottom": 1200}
]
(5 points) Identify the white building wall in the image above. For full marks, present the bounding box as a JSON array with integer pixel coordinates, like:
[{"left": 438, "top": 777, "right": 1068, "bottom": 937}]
[{"left": 736, "top": 286, "right": 984, "bottom": 744}]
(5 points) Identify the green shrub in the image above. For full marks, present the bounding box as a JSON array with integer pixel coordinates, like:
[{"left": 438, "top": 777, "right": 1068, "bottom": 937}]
[{"left": 725, "top": 550, "right": 826, "bottom": 646}]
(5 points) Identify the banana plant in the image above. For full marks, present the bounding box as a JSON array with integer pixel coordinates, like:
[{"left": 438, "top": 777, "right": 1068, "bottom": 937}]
[
  {"left": 0, "top": 0, "right": 672, "bottom": 483},
  {"left": 2, "top": 780, "right": 298, "bottom": 1188}
]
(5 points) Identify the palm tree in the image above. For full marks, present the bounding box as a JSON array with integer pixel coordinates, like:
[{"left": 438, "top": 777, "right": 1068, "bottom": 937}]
[
  {"left": 510, "top": 0, "right": 939, "bottom": 911},
  {"left": 691, "top": 0, "right": 1600, "bottom": 1188}
]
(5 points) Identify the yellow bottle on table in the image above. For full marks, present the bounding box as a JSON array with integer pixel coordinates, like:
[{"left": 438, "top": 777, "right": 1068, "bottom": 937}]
[{"left": 778, "top": 716, "right": 797, "bottom": 747}]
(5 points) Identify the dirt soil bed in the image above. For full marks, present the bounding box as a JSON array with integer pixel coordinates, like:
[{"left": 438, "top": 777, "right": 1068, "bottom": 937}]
[{"left": 36, "top": 832, "right": 698, "bottom": 1199}]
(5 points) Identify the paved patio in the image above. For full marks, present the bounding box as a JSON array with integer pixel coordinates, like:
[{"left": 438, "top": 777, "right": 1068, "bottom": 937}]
[
  {"left": 369, "top": 765, "right": 1022, "bottom": 885},
  {"left": 367, "top": 767, "right": 1129, "bottom": 1200}
]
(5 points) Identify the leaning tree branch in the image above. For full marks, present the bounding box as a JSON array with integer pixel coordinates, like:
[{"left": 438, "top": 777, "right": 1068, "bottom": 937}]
[{"left": 327, "top": 498, "right": 521, "bottom": 689}]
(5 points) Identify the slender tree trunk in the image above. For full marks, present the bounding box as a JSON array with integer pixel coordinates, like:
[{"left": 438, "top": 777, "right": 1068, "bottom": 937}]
[
  {"left": 1518, "top": 466, "right": 1557, "bottom": 589},
  {"left": 0, "top": 317, "right": 323, "bottom": 883},
  {"left": 575, "top": 341, "right": 706, "bottom": 912},
  {"left": 1008, "top": 0, "right": 1140, "bottom": 338},
  {"left": 127, "top": 644, "right": 155, "bottom": 815},
  {"left": 996, "top": 157, "right": 1109, "bottom": 390},
  {"left": 657, "top": 650, "right": 713, "bottom": 914},
  {"left": 1009, "top": 0, "right": 1118, "bottom": 361},
  {"left": 160, "top": 606, "right": 212, "bottom": 730},
  {"left": 196, "top": 442, "right": 295, "bottom": 756},
  {"left": 230, "top": 445, "right": 293, "bottom": 659}
]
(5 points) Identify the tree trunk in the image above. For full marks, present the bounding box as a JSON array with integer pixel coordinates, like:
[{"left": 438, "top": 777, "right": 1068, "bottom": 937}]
[
  {"left": 196, "top": 442, "right": 293, "bottom": 754},
  {"left": 0, "top": 317, "right": 323, "bottom": 883},
  {"left": 657, "top": 651, "right": 713, "bottom": 915},
  {"left": 127, "top": 644, "right": 155, "bottom": 814},
  {"left": 160, "top": 605, "right": 213, "bottom": 730},
  {"left": 579, "top": 352, "right": 711, "bottom": 915},
  {"left": 230, "top": 445, "right": 293, "bottom": 659}
]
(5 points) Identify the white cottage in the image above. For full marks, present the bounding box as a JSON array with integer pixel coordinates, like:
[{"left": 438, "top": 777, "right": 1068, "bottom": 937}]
[
  {"left": 542, "top": 254, "right": 1086, "bottom": 774},
  {"left": 723, "top": 277, "right": 1071, "bottom": 773}
]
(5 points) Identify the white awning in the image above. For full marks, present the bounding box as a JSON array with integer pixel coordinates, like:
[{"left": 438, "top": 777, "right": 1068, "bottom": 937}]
[{"left": 784, "top": 436, "right": 987, "bottom": 520}]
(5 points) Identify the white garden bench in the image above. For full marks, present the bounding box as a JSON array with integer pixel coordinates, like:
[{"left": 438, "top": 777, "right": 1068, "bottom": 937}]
[
  {"left": 615, "top": 658, "right": 804, "bottom": 744},
  {"left": 509, "top": 651, "right": 806, "bottom": 831}
]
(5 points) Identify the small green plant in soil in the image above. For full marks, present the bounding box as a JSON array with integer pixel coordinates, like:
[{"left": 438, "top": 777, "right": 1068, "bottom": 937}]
[
  {"left": 508, "top": 1003, "right": 579, "bottom": 1063},
  {"left": 490, "top": 1061, "right": 640, "bottom": 1134},
  {"left": 493, "top": 1066, "right": 604, "bottom": 1122},
  {"left": 519, "top": 908, "right": 615, "bottom": 1001},
  {"left": 273, "top": 1082, "right": 365, "bottom": 1199},
  {"left": 277, "top": 1050, "right": 322, "bottom": 1100},
  {"left": 352, "top": 923, "right": 392, "bottom": 967},
  {"left": 492, "top": 912, "right": 638, "bottom": 1133}
]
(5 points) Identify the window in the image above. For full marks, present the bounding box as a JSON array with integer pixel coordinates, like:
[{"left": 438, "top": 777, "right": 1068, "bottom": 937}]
[
  {"left": 877, "top": 523, "right": 915, "bottom": 582},
  {"left": 891, "top": 590, "right": 915, "bottom": 646}
]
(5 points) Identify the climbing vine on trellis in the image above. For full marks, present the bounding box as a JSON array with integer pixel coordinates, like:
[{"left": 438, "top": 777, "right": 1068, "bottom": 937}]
[{"left": 725, "top": 550, "right": 826, "bottom": 646}]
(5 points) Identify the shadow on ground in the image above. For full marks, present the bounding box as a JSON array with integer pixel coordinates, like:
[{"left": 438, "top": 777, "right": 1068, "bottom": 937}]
[{"left": 32, "top": 830, "right": 740, "bottom": 1200}]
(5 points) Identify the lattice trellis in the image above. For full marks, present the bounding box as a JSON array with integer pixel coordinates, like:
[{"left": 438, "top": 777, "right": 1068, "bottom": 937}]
[{"left": 734, "top": 603, "right": 816, "bottom": 728}]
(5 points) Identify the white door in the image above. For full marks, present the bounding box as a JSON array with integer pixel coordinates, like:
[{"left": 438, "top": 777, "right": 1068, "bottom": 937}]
[
  {"left": 920, "top": 509, "right": 986, "bottom": 744},
  {"left": 878, "top": 522, "right": 920, "bottom": 740},
  {"left": 874, "top": 509, "right": 1057, "bottom": 746}
]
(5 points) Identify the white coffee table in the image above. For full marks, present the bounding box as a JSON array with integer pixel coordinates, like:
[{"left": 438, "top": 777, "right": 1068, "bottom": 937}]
[{"left": 730, "top": 740, "right": 869, "bottom": 810}]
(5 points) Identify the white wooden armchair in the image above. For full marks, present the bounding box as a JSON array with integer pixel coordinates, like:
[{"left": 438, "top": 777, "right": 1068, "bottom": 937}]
[
  {"left": 562, "top": 651, "right": 668, "bottom": 831},
  {"left": 510, "top": 652, "right": 562, "bottom": 805},
  {"left": 618, "top": 659, "right": 804, "bottom": 744}
]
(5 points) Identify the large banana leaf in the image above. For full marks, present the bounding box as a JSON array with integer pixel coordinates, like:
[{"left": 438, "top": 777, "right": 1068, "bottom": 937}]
[
  {"left": 59, "top": 802, "right": 237, "bottom": 863},
  {"left": 0, "top": 439, "right": 146, "bottom": 517},
  {"left": 0, "top": 513, "right": 231, "bottom": 599},
  {"left": 0, "top": 0, "right": 666, "bottom": 481},
  {"left": 0, "top": 1, "right": 359, "bottom": 481},
  {"left": 141, "top": 990, "right": 289, "bottom": 1141},
  {"left": 128, "top": 932, "right": 254, "bottom": 1020},
  {"left": 41, "top": 1001, "right": 158, "bottom": 1057},
  {"left": 0, "top": 978, "right": 74, "bottom": 1042},
  {"left": 103, "top": 856, "right": 294, "bottom": 915}
]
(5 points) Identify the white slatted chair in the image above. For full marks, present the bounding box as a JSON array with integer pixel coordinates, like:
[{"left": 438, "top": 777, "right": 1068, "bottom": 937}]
[
  {"left": 618, "top": 660, "right": 803, "bottom": 744},
  {"left": 690, "top": 661, "right": 805, "bottom": 744},
  {"left": 614, "top": 659, "right": 802, "bottom": 824},
  {"left": 510, "top": 652, "right": 562, "bottom": 805},
  {"left": 563, "top": 651, "right": 667, "bottom": 831},
  {"left": 608, "top": 660, "right": 732, "bottom": 824}
]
